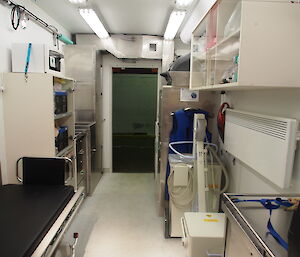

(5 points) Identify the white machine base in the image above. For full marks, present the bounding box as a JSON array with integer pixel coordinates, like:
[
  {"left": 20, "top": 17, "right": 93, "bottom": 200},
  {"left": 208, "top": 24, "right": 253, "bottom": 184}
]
[
  {"left": 181, "top": 212, "right": 226, "bottom": 257},
  {"left": 169, "top": 201, "right": 191, "bottom": 237}
]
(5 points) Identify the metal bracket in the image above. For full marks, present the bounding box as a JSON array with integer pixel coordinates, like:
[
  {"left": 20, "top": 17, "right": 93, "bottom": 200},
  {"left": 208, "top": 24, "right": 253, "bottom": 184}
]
[
  {"left": 16, "top": 157, "right": 73, "bottom": 184},
  {"left": 70, "top": 232, "right": 79, "bottom": 257},
  {"left": 296, "top": 131, "right": 300, "bottom": 141}
]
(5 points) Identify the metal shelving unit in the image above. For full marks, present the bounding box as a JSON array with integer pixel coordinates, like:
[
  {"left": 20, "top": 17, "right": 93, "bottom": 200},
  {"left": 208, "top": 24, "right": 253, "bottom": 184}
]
[{"left": 54, "top": 112, "right": 73, "bottom": 120}]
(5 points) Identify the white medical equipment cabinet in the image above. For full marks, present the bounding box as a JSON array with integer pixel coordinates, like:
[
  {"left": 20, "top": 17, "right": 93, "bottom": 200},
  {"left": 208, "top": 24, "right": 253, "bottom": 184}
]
[
  {"left": 168, "top": 114, "right": 226, "bottom": 237},
  {"left": 168, "top": 155, "right": 193, "bottom": 237},
  {"left": 12, "top": 43, "right": 65, "bottom": 77},
  {"left": 168, "top": 114, "right": 228, "bottom": 257}
]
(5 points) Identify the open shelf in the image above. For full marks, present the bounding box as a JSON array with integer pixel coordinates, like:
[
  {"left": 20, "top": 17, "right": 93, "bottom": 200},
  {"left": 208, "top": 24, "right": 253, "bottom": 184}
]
[
  {"left": 190, "top": 0, "right": 300, "bottom": 91},
  {"left": 197, "top": 82, "right": 238, "bottom": 91},
  {"left": 56, "top": 145, "right": 73, "bottom": 157},
  {"left": 54, "top": 112, "right": 73, "bottom": 120},
  {"left": 53, "top": 76, "right": 75, "bottom": 163},
  {"left": 195, "top": 83, "right": 300, "bottom": 92},
  {"left": 208, "top": 29, "right": 240, "bottom": 53}
]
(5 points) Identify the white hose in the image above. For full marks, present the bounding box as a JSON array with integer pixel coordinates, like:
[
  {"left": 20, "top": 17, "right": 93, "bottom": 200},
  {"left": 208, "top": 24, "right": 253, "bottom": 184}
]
[
  {"left": 167, "top": 165, "right": 195, "bottom": 210},
  {"left": 207, "top": 146, "right": 229, "bottom": 194},
  {"left": 167, "top": 141, "right": 229, "bottom": 210},
  {"left": 168, "top": 141, "right": 195, "bottom": 160},
  {"left": 168, "top": 141, "right": 218, "bottom": 160}
]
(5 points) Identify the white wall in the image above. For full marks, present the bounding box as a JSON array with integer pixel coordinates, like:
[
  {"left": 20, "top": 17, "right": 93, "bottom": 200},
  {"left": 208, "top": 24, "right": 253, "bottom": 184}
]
[
  {"left": 221, "top": 89, "right": 300, "bottom": 194},
  {"left": 180, "top": 0, "right": 217, "bottom": 44},
  {"left": 174, "top": 38, "right": 190, "bottom": 57},
  {"left": 0, "top": 0, "right": 70, "bottom": 182},
  {"left": 102, "top": 54, "right": 161, "bottom": 172},
  {"left": 0, "top": 0, "right": 70, "bottom": 73}
]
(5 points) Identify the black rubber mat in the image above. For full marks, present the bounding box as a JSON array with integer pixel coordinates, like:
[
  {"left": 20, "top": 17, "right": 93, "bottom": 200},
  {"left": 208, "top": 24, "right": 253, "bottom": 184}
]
[{"left": 0, "top": 185, "right": 74, "bottom": 257}]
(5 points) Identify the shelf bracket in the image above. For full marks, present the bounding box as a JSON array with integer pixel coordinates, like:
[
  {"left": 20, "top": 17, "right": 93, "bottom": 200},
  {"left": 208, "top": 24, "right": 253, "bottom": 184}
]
[{"left": 296, "top": 131, "right": 300, "bottom": 141}]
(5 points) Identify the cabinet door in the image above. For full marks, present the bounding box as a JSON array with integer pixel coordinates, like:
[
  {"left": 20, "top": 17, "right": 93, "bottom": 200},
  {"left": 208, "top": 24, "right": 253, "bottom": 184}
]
[
  {"left": 225, "top": 221, "right": 263, "bottom": 257},
  {"left": 1, "top": 73, "right": 56, "bottom": 184}
]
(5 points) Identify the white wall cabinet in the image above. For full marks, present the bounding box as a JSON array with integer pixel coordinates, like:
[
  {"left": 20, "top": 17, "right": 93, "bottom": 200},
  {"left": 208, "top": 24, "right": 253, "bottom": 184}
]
[
  {"left": 0, "top": 73, "right": 75, "bottom": 185},
  {"left": 190, "top": 0, "right": 300, "bottom": 91}
]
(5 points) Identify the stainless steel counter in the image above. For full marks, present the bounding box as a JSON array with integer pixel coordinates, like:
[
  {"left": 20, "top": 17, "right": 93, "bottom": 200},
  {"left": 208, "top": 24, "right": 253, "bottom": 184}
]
[
  {"left": 75, "top": 122, "right": 102, "bottom": 195},
  {"left": 222, "top": 193, "right": 300, "bottom": 257}
]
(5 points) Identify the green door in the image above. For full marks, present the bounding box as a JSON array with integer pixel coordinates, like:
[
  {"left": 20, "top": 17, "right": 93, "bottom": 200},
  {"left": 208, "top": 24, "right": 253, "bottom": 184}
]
[{"left": 112, "top": 72, "right": 157, "bottom": 173}]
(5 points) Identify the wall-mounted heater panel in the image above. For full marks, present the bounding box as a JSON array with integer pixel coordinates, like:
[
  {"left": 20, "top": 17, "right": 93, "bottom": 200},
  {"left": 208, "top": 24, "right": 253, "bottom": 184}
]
[{"left": 224, "top": 109, "right": 298, "bottom": 188}]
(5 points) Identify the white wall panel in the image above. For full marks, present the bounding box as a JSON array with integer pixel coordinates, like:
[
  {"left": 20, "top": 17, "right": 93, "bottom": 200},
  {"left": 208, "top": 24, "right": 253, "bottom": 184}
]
[{"left": 223, "top": 89, "right": 300, "bottom": 193}]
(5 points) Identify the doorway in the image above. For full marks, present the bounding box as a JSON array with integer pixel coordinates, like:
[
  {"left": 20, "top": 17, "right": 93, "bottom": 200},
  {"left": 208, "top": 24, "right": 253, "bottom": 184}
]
[{"left": 112, "top": 68, "right": 158, "bottom": 173}]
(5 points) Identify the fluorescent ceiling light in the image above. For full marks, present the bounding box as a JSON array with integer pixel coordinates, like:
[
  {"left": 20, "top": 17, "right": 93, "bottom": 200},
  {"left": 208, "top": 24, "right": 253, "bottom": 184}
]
[
  {"left": 79, "top": 9, "right": 109, "bottom": 39},
  {"left": 164, "top": 10, "right": 186, "bottom": 40},
  {"left": 175, "top": 0, "right": 194, "bottom": 8},
  {"left": 69, "top": 0, "right": 87, "bottom": 4}
]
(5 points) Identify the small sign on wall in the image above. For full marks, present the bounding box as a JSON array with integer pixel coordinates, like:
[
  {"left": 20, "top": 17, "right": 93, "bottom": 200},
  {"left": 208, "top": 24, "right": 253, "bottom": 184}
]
[{"left": 180, "top": 88, "right": 199, "bottom": 102}]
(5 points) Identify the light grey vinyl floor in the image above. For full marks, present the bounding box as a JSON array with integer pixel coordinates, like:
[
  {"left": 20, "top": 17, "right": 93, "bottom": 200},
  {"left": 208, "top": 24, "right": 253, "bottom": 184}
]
[{"left": 55, "top": 173, "right": 185, "bottom": 257}]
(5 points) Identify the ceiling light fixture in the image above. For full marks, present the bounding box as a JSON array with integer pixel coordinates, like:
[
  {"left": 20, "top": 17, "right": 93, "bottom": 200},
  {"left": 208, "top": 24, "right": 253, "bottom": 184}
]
[
  {"left": 79, "top": 9, "right": 109, "bottom": 39},
  {"left": 69, "top": 0, "right": 87, "bottom": 4},
  {"left": 164, "top": 10, "right": 186, "bottom": 40},
  {"left": 175, "top": 0, "right": 194, "bottom": 9}
]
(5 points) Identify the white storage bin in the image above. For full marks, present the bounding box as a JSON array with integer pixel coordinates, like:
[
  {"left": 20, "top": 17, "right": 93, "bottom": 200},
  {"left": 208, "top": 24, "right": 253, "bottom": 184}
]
[{"left": 181, "top": 212, "right": 226, "bottom": 257}]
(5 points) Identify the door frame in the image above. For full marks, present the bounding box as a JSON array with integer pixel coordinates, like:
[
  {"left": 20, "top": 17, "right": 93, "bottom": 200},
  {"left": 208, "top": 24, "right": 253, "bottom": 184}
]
[{"left": 101, "top": 54, "right": 161, "bottom": 179}]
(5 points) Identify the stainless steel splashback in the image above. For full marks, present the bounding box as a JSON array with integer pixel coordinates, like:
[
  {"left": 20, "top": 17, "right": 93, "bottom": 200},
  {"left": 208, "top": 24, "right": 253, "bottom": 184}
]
[
  {"left": 160, "top": 86, "right": 216, "bottom": 142},
  {"left": 157, "top": 85, "right": 218, "bottom": 216},
  {"left": 64, "top": 45, "right": 97, "bottom": 123},
  {"left": 168, "top": 71, "right": 190, "bottom": 87}
]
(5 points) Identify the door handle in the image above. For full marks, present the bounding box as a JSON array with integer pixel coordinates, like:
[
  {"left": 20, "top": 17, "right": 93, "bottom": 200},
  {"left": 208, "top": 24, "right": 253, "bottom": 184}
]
[
  {"left": 206, "top": 252, "right": 223, "bottom": 257},
  {"left": 180, "top": 217, "right": 188, "bottom": 248}
]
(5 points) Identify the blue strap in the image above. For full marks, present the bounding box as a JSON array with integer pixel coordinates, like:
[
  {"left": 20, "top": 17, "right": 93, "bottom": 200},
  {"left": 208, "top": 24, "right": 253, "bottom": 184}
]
[
  {"left": 233, "top": 198, "right": 292, "bottom": 251},
  {"left": 24, "top": 43, "right": 32, "bottom": 75},
  {"left": 267, "top": 210, "right": 289, "bottom": 250}
]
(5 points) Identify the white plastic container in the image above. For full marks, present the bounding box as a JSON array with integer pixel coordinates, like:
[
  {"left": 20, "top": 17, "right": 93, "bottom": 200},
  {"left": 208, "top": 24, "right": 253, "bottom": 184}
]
[{"left": 181, "top": 212, "right": 226, "bottom": 257}]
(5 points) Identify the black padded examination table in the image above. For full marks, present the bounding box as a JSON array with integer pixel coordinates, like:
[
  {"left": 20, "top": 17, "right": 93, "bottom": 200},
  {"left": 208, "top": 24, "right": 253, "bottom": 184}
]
[{"left": 0, "top": 184, "right": 75, "bottom": 257}]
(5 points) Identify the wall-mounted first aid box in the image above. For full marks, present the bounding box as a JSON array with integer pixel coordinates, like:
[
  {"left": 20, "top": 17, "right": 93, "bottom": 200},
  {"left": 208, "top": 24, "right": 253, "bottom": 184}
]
[{"left": 12, "top": 43, "right": 65, "bottom": 77}]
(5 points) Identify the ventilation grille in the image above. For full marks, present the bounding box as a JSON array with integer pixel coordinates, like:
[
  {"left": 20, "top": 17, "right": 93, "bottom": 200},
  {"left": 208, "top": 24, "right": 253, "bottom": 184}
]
[
  {"left": 224, "top": 109, "right": 298, "bottom": 188},
  {"left": 227, "top": 111, "right": 288, "bottom": 140}
]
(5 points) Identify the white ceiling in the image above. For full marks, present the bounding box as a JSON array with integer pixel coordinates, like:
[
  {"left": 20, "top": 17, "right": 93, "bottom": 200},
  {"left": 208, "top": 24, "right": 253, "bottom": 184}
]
[{"left": 34, "top": 0, "right": 181, "bottom": 36}]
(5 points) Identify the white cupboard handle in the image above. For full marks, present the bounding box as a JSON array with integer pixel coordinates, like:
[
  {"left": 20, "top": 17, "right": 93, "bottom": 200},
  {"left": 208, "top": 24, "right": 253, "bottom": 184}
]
[
  {"left": 206, "top": 251, "right": 223, "bottom": 257},
  {"left": 180, "top": 217, "right": 188, "bottom": 248}
]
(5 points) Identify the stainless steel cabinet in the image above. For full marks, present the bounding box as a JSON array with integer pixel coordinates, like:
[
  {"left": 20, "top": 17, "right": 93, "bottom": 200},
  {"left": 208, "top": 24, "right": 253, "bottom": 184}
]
[
  {"left": 64, "top": 46, "right": 103, "bottom": 195},
  {"left": 76, "top": 122, "right": 102, "bottom": 195},
  {"left": 225, "top": 219, "right": 263, "bottom": 257},
  {"left": 64, "top": 45, "right": 96, "bottom": 123}
]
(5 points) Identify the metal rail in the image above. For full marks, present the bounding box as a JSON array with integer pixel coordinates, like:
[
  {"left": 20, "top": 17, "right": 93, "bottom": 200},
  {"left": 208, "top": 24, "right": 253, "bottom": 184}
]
[
  {"left": 1, "top": 0, "right": 63, "bottom": 45},
  {"left": 31, "top": 187, "right": 85, "bottom": 257},
  {"left": 222, "top": 193, "right": 300, "bottom": 257},
  {"left": 16, "top": 157, "right": 73, "bottom": 184}
]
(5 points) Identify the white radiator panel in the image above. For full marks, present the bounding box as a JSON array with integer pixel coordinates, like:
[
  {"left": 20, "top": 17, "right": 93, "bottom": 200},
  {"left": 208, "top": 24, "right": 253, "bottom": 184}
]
[{"left": 224, "top": 109, "right": 298, "bottom": 188}]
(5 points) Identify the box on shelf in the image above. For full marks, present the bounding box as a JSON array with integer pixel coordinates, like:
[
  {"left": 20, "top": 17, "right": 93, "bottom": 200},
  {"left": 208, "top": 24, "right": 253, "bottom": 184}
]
[
  {"left": 54, "top": 91, "right": 68, "bottom": 114},
  {"left": 55, "top": 126, "right": 68, "bottom": 152}
]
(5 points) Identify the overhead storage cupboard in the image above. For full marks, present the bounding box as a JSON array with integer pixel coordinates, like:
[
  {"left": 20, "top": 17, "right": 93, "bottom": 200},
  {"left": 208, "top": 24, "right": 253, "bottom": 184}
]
[{"left": 190, "top": 0, "right": 300, "bottom": 91}]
